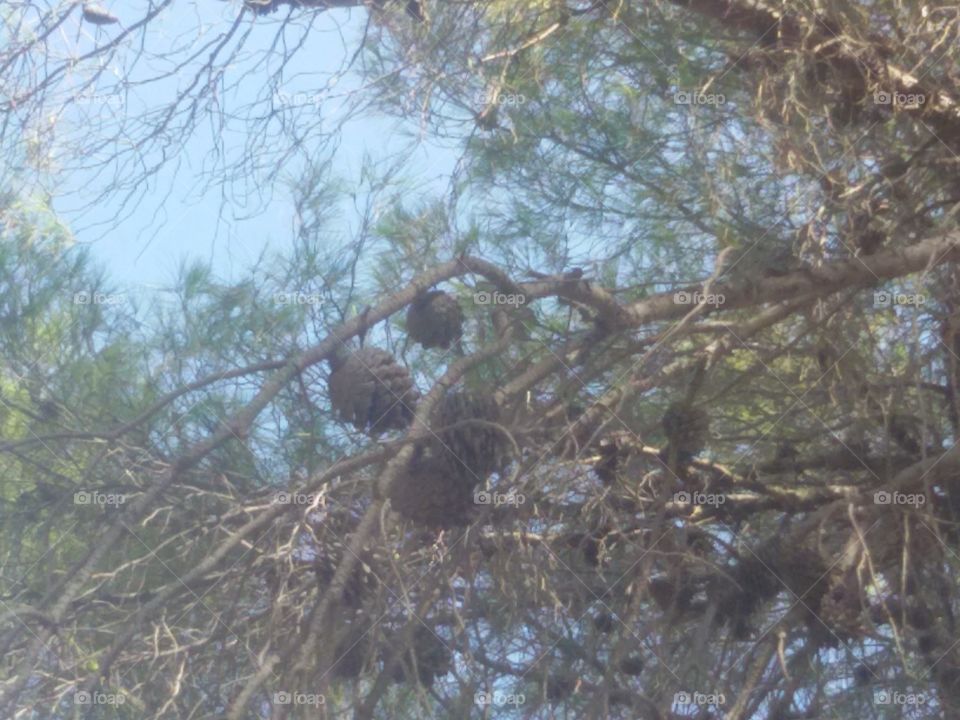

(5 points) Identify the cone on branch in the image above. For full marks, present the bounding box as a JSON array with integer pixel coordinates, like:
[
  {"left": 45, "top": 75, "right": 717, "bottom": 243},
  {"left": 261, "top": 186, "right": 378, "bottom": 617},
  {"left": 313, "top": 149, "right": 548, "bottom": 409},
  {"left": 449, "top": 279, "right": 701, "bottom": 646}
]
[
  {"left": 387, "top": 445, "right": 477, "bottom": 528},
  {"left": 406, "top": 290, "right": 464, "bottom": 350},
  {"left": 648, "top": 575, "right": 696, "bottom": 617},
  {"left": 434, "top": 390, "right": 509, "bottom": 479},
  {"left": 619, "top": 655, "right": 645, "bottom": 676},
  {"left": 592, "top": 612, "right": 615, "bottom": 634},
  {"left": 327, "top": 347, "right": 419, "bottom": 434},
  {"left": 387, "top": 625, "right": 452, "bottom": 687},
  {"left": 405, "top": 0, "right": 425, "bottom": 22},
  {"left": 660, "top": 402, "right": 710, "bottom": 473},
  {"left": 819, "top": 571, "right": 867, "bottom": 640},
  {"left": 313, "top": 543, "right": 380, "bottom": 610},
  {"left": 387, "top": 390, "right": 510, "bottom": 528},
  {"left": 712, "top": 552, "right": 782, "bottom": 640},
  {"left": 594, "top": 434, "right": 623, "bottom": 484},
  {"left": 777, "top": 544, "right": 830, "bottom": 606},
  {"left": 545, "top": 671, "right": 577, "bottom": 701},
  {"left": 82, "top": 3, "right": 119, "bottom": 25}
]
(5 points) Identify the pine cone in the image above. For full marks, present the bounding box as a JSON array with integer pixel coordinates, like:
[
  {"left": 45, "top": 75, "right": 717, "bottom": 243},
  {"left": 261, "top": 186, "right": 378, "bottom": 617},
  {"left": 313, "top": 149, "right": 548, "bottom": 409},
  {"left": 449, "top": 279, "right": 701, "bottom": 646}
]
[
  {"left": 819, "top": 571, "right": 866, "bottom": 639},
  {"left": 433, "top": 390, "right": 508, "bottom": 479},
  {"left": 387, "top": 446, "right": 477, "bottom": 528},
  {"left": 888, "top": 413, "right": 922, "bottom": 455},
  {"left": 388, "top": 626, "right": 452, "bottom": 687},
  {"left": 82, "top": 3, "right": 120, "bottom": 25},
  {"left": 545, "top": 672, "right": 576, "bottom": 701},
  {"left": 713, "top": 553, "right": 781, "bottom": 638},
  {"left": 594, "top": 435, "right": 625, "bottom": 484},
  {"left": 592, "top": 612, "right": 615, "bottom": 634},
  {"left": 648, "top": 575, "right": 695, "bottom": 615},
  {"left": 314, "top": 543, "right": 380, "bottom": 609},
  {"left": 660, "top": 402, "right": 710, "bottom": 468},
  {"left": 776, "top": 544, "right": 829, "bottom": 607},
  {"left": 406, "top": 290, "right": 464, "bottom": 349},
  {"left": 328, "top": 347, "right": 419, "bottom": 434}
]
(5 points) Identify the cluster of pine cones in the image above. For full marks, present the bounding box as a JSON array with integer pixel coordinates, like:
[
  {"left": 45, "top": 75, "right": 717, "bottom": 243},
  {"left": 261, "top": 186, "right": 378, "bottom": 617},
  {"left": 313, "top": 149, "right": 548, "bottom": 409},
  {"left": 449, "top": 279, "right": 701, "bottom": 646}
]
[
  {"left": 707, "top": 541, "right": 874, "bottom": 643},
  {"left": 326, "top": 289, "right": 510, "bottom": 527},
  {"left": 388, "top": 391, "right": 507, "bottom": 528},
  {"left": 326, "top": 290, "right": 464, "bottom": 434}
]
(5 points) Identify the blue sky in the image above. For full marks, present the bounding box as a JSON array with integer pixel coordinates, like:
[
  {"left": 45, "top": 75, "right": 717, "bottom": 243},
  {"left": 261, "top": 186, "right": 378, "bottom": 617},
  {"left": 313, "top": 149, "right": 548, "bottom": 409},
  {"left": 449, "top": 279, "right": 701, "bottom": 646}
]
[{"left": 46, "top": 3, "right": 459, "bottom": 293}]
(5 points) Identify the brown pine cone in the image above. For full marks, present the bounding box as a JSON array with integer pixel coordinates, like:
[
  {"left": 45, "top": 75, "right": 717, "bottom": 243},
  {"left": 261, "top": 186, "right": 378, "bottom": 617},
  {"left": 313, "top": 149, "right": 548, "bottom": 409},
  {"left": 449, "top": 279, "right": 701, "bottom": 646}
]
[
  {"left": 433, "top": 390, "right": 508, "bottom": 480},
  {"left": 406, "top": 290, "right": 464, "bottom": 349},
  {"left": 387, "top": 445, "right": 478, "bottom": 528},
  {"left": 328, "top": 347, "right": 419, "bottom": 434}
]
